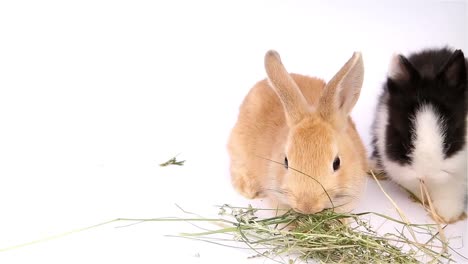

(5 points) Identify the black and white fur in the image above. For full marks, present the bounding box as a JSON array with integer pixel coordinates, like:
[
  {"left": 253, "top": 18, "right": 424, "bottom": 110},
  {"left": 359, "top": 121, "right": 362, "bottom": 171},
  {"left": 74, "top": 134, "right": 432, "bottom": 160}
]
[{"left": 371, "top": 47, "right": 467, "bottom": 222}]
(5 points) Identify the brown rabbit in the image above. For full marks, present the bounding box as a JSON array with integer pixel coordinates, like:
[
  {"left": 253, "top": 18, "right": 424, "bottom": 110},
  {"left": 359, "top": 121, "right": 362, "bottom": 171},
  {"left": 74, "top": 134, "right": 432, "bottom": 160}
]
[{"left": 227, "top": 50, "right": 368, "bottom": 214}]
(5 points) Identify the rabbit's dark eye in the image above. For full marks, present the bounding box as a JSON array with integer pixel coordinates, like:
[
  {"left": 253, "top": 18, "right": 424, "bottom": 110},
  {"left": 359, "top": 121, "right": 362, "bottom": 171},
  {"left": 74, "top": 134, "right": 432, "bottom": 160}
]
[
  {"left": 333, "top": 156, "right": 340, "bottom": 171},
  {"left": 284, "top": 157, "right": 289, "bottom": 169}
]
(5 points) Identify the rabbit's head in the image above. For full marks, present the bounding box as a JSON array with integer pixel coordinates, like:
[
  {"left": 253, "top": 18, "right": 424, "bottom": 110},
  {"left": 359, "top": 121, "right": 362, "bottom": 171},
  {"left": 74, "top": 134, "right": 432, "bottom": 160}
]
[{"left": 265, "top": 50, "right": 366, "bottom": 214}]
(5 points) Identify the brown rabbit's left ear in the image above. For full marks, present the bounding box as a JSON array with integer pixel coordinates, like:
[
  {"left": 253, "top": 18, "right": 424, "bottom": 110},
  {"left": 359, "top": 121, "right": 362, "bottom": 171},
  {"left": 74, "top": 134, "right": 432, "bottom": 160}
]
[
  {"left": 438, "top": 49, "right": 466, "bottom": 88},
  {"left": 264, "top": 50, "right": 310, "bottom": 125},
  {"left": 319, "top": 52, "right": 364, "bottom": 127}
]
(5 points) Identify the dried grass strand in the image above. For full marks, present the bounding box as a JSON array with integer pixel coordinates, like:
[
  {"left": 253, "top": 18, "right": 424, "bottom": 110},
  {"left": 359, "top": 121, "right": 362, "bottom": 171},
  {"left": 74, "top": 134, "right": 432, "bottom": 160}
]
[
  {"left": 369, "top": 170, "right": 419, "bottom": 243},
  {"left": 419, "top": 179, "right": 448, "bottom": 254}
]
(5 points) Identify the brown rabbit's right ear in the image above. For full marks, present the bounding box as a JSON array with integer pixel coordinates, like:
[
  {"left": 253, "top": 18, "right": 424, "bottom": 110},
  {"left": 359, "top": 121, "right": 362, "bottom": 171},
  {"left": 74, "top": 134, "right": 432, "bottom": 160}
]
[
  {"left": 318, "top": 52, "right": 364, "bottom": 130},
  {"left": 264, "top": 50, "right": 310, "bottom": 126}
]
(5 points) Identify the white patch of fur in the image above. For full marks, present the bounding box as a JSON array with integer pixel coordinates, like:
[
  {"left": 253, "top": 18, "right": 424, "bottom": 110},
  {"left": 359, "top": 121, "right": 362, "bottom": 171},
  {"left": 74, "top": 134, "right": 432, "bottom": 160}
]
[
  {"left": 412, "top": 105, "right": 448, "bottom": 183},
  {"left": 374, "top": 100, "right": 467, "bottom": 221}
]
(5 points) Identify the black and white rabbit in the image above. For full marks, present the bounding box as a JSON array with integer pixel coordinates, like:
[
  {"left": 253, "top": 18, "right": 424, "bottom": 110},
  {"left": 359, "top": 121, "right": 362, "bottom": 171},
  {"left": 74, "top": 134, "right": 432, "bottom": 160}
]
[{"left": 371, "top": 47, "right": 467, "bottom": 223}]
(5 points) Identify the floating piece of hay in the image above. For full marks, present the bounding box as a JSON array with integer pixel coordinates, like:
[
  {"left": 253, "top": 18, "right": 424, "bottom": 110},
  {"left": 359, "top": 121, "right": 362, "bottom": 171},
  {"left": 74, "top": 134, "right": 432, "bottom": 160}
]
[{"left": 159, "top": 155, "right": 185, "bottom": 167}]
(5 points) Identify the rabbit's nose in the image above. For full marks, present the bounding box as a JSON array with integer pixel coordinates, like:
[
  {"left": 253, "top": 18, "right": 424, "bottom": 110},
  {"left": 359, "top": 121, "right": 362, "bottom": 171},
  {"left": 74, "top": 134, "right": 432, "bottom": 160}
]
[{"left": 294, "top": 202, "right": 324, "bottom": 214}]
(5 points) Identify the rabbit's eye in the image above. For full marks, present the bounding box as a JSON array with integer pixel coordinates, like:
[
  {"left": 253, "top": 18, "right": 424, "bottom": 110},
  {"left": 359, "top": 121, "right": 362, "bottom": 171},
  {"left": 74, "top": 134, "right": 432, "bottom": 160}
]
[
  {"left": 333, "top": 156, "right": 340, "bottom": 171},
  {"left": 284, "top": 157, "right": 289, "bottom": 169}
]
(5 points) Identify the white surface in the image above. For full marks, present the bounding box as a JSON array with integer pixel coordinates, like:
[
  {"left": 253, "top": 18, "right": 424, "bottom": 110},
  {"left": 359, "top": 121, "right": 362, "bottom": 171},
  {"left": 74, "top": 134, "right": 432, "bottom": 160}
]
[{"left": 0, "top": 0, "right": 467, "bottom": 263}]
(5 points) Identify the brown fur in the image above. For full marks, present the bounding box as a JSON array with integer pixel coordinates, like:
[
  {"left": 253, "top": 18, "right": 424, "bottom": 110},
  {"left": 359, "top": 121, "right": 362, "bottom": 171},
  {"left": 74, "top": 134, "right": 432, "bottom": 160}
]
[{"left": 228, "top": 51, "right": 368, "bottom": 214}]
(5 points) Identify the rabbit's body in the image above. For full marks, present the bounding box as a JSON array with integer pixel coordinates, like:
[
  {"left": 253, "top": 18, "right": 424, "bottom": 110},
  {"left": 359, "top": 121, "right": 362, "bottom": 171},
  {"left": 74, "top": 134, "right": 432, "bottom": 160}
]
[
  {"left": 228, "top": 51, "right": 368, "bottom": 214},
  {"left": 371, "top": 48, "right": 467, "bottom": 223}
]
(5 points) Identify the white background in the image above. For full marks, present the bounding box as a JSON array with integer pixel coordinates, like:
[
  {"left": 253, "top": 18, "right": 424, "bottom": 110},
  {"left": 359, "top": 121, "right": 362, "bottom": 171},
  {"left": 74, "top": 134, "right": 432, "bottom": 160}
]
[{"left": 0, "top": 0, "right": 467, "bottom": 263}]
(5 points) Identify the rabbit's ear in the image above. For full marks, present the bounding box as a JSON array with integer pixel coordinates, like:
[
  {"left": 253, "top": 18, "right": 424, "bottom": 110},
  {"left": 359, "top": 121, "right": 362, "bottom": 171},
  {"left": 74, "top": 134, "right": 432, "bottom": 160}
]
[
  {"left": 437, "top": 49, "right": 466, "bottom": 89},
  {"left": 264, "top": 50, "right": 310, "bottom": 125},
  {"left": 318, "top": 52, "right": 364, "bottom": 128},
  {"left": 388, "top": 53, "right": 419, "bottom": 82}
]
